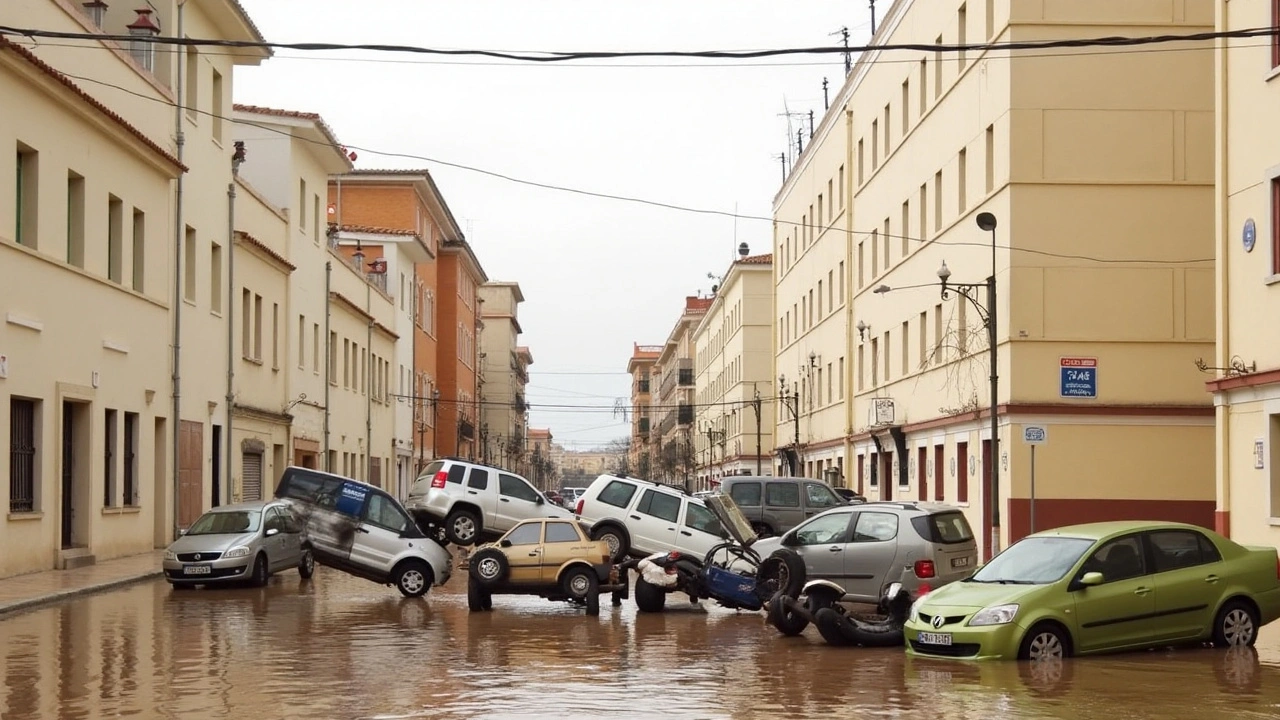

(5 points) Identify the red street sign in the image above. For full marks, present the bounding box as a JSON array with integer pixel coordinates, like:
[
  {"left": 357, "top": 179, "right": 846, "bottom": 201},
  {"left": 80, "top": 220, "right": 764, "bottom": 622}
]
[{"left": 1060, "top": 357, "right": 1097, "bottom": 368}]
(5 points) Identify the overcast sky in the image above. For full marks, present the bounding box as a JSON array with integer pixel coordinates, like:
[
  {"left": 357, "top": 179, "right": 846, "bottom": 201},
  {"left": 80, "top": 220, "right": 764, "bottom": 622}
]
[{"left": 234, "top": 0, "right": 874, "bottom": 449}]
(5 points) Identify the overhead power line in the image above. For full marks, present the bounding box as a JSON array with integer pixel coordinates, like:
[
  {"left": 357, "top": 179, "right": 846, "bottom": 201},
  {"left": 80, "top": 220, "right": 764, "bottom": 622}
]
[{"left": 1, "top": 25, "right": 1276, "bottom": 61}]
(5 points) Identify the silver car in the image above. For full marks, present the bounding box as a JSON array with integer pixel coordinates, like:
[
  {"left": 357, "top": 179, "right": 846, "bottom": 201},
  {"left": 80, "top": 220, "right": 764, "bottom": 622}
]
[{"left": 163, "top": 500, "right": 315, "bottom": 588}]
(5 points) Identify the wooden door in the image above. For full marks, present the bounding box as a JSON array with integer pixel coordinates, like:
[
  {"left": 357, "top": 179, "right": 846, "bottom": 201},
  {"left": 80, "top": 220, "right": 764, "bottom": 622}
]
[
  {"left": 917, "top": 446, "right": 928, "bottom": 501},
  {"left": 178, "top": 420, "right": 203, "bottom": 528}
]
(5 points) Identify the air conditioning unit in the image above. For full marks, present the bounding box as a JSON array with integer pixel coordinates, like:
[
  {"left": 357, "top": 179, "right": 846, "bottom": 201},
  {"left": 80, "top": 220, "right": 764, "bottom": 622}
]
[{"left": 868, "top": 398, "right": 896, "bottom": 426}]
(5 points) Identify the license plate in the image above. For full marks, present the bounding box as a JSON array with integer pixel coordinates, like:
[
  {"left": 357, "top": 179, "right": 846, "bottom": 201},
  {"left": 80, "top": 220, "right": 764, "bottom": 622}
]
[
  {"left": 918, "top": 632, "right": 952, "bottom": 646},
  {"left": 183, "top": 565, "right": 211, "bottom": 575},
  {"left": 951, "top": 557, "right": 970, "bottom": 568}
]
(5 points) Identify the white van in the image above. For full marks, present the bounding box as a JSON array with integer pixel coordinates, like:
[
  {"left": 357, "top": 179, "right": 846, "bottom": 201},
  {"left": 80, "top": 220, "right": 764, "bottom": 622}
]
[{"left": 574, "top": 474, "right": 729, "bottom": 561}]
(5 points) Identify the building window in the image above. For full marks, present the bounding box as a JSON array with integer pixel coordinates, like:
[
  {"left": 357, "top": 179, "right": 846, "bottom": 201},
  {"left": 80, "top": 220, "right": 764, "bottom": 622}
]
[
  {"left": 870, "top": 338, "right": 879, "bottom": 387},
  {"left": 313, "top": 194, "right": 321, "bottom": 245},
  {"left": 184, "top": 226, "right": 197, "bottom": 302},
  {"left": 272, "top": 302, "right": 280, "bottom": 370},
  {"left": 934, "top": 303, "right": 944, "bottom": 363},
  {"left": 211, "top": 69, "right": 224, "bottom": 142},
  {"left": 1270, "top": 415, "right": 1280, "bottom": 517},
  {"left": 314, "top": 323, "right": 321, "bottom": 373},
  {"left": 298, "top": 314, "right": 307, "bottom": 369},
  {"left": 958, "top": 148, "right": 968, "bottom": 212},
  {"left": 918, "top": 311, "right": 928, "bottom": 368},
  {"left": 934, "top": 36, "right": 944, "bottom": 98},
  {"left": 826, "top": 362, "right": 833, "bottom": 404},
  {"left": 838, "top": 357, "right": 845, "bottom": 399},
  {"left": 958, "top": 4, "right": 968, "bottom": 68},
  {"left": 919, "top": 59, "right": 928, "bottom": 117},
  {"left": 329, "top": 331, "right": 338, "bottom": 384},
  {"left": 986, "top": 0, "right": 995, "bottom": 39},
  {"left": 241, "top": 288, "right": 252, "bottom": 358},
  {"left": 107, "top": 195, "right": 124, "bottom": 283},
  {"left": 901, "top": 200, "right": 910, "bottom": 256},
  {"left": 67, "top": 171, "right": 85, "bottom": 267},
  {"left": 871, "top": 120, "right": 880, "bottom": 168},
  {"left": 920, "top": 183, "right": 928, "bottom": 240},
  {"left": 210, "top": 242, "right": 223, "bottom": 313},
  {"left": 901, "top": 79, "right": 910, "bottom": 135},
  {"left": 131, "top": 209, "right": 145, "bottom": 292},
  {"left": 104, "top": 408, "right": 118, "bottom": 507},
  {"left": 1272, "top": 176, "right": 1280, "bottom": 276},
  {"left": 16, "top": 143, "right": 38, "bottom": 247},
  {"left": 857, "top": 242, "right": 865, "bottom": 288},
  {"left": 298, "top": 178, "right": 307, "bottom": 231},
  {"left": 1274, "top": 0, "right": 1280, "bottom": 68},
  {"left": 985, "top": 125, "right": 995, "bottom": 194},
  {"left": 857, "top": 139, "right": 865, "bottom": 184},
  {"left": 9, "top": 398, "right": 39, "bottom": 513},
  {"left": 838, "top": 261, "right": 845, "bottom": 302},
  {"left": 254, "top": 294, "right": 263, "bottom": 360},
  {"left": 901, "top": 321, "right": 910, "bottom": 376},
  {"left": 123, "top": 412, "right": 138, "bottom": 506},
  {"left": 839, "top": 165, "right": 845, "bottom": 206}
]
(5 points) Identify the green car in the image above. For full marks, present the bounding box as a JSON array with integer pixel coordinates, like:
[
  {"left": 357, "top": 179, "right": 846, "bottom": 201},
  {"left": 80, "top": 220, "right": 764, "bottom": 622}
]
[{"left": 903, "top": 520, "right": 1280, "bottom": 660}]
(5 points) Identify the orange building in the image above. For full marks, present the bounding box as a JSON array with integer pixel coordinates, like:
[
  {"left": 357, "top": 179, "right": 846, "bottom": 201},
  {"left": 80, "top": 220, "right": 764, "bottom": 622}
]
[
  {"left": 438, "top": 237, "right": 488, "bottom": 460},
  {"left": 327, "top": 169, "right": 468, "bottom": 468}
]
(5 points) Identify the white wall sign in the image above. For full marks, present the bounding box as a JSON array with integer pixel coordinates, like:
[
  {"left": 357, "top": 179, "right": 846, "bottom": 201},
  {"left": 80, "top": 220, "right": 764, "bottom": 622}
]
[
  {"left": 1023, "top": 425, "right": 1048, "bottom": 445},
  {"left": 0, "top": 353, "right": 7, "bottom": 379},
  {"left": 1255, "top": 439, "right": 1265, "bottom": 470}
]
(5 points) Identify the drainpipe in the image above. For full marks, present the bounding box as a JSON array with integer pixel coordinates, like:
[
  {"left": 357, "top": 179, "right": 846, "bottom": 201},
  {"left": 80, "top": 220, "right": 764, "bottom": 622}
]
[
  {"left": 323, "top": 260, "right": 332, "bottom": 471},
  {"left": 170, "top": 0, "right": 187, "bottom": 540},
  {"left": 366, "top": 283, "right": 373, "bottom": 482},
  {"left": 1213, "top": 0, "right": 1232, "bottom": 535},
  {"left": 225, "top": 147, "right": 241, "bottom": 503},
  {"left": 842, "top": 106, "right": 855, "bottom": 488}
]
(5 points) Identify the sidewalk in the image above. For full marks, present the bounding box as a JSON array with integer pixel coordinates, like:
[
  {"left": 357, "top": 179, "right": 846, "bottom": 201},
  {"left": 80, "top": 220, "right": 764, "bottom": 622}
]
[{"left": 0, "top": 550, "right": 164, "bottom": 619}]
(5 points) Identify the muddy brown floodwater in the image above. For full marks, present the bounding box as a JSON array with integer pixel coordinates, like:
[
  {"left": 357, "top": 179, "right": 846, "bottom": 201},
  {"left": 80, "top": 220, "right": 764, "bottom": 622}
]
[{"left": 1, "top": 567, "right": 1279, "bottom": 719}]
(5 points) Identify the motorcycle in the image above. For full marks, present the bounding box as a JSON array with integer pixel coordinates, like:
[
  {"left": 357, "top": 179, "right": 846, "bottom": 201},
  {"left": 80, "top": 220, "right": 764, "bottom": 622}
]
[
  {"left": 767, "top": 582, "right": 914, "bottom": 647},
  {"left": 626, "top": 540, "right": 805, "bottom": 613}
]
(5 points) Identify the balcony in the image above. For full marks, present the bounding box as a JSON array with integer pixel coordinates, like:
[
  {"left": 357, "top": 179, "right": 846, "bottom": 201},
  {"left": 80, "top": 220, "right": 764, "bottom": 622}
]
[
  {"left": 659, "top": 358, "right": 694, "bottom": 400},
  {"left": 637, "top": 417, "right": 650, "bottom": 434},
  {"left": 659, "top": 403, "right": 693, "bottom": 435},
  {"left": 636, "top": 379, "right": 651, "bottom": 395}
]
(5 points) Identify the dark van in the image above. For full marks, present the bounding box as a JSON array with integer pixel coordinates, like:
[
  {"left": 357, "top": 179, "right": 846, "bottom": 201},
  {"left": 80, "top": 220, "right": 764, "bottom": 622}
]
[{"left": 719, "top": 476, "right": 849, "bottom": 537}]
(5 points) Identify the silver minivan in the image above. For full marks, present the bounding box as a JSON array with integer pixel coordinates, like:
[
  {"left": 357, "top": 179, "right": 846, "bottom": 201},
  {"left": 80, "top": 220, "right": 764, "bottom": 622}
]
[{"left": 719, "top": 476, "right": 848, "bottom": 537}]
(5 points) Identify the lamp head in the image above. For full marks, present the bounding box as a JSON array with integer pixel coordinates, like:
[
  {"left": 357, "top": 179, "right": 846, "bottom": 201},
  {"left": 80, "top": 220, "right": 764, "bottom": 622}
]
[
  {"left": 976, "top": 212, "right": 997, "bottom": 232},
  {"left": 856, "top": 320, "right": 867, "bottom": 332},
  {"left": 873, "top": 284, "right": 891, "bottom": 294},
  {"left": 937, "top": 260, "right": 952, "bottom": 283}
]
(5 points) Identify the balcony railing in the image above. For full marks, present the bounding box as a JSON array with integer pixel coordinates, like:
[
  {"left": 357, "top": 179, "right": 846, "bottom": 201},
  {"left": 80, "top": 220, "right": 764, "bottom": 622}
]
[
  {"left": 637, "top": 417, "right": 650, "bottom": 434},
  {"left": 636, "top": 379, "right": 651, "bottom": 394},
  {"left": 678, "top": 368, "right": 694, "bottom": 386},
  {"left": 659, "top": 358, "right": 693, "bottom": 399},
  {"left": 658, "top": 403, "right": 693, "bottom": 435}
]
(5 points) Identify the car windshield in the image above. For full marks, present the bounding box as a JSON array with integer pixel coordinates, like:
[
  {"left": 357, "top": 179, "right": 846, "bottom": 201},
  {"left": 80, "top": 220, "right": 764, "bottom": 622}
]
[
  {"left": 969, "top": 536, "right": 1095, "bottom": 585},
  {"left": 187, "top": 510, "right": 261, "bottom": 536}
]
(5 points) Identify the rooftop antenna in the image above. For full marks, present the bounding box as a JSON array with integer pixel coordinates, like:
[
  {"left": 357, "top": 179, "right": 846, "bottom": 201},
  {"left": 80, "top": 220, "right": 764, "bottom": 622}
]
[
  {"left": 808, "top": 109, "right": 815, "bottom": 139},
  {"left": 796, "top": 128, "right": 804, "bottom": 156},
  {"left": 775, "top": 153, "right": 787, "bottom": 183},
  {"left": 822, "top": 77, "right": 829, "bottom": 110},
  {"left": 830, "top": 27, "right": 851, "bottom": 76},
  {"left": 870, "top": 0, "right": 878, "bottom": 35},
  {"left": 778, "top": 97, "right": 806, "bottom": 166}
]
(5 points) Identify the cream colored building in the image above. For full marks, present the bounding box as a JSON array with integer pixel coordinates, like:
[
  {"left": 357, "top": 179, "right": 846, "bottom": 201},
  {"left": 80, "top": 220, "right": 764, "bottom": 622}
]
[
  {"left": 550, "top": 445, "right": 616, "bottom": 487},
  {"left": 0, "top": 0, "right": 268, "bottom": 577},
  {"left": 651, "top": 297, "right": 710, "bottom": 490},
  {"left": 478, "top": 281, "right": 528, "bottom": 469},
  {"left": 627, "top": 343, "right": 661, "bottom": 477},
  {"left": 1210, "top": 0, "right": 1280, "bottom": 549},
  {"left": 775, "top": 0, "right": 1216, "bottom": 559},
  {"left": 692, "top": 251, "right": 776, "bottom": 483}
]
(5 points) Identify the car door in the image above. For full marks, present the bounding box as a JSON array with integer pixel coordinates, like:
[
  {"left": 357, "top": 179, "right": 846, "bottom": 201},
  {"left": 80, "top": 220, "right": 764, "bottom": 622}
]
[
  {"left": 844, "top": 510, "right": 902, "bottom": 601},
  {"left": 629, "top": 488, "right": 681, "bottom": 554},
  {"left": 802, "top": 482, "right": 844, "bottom": 520},
  {"left": 496, "top": 474, "right": 544, "bottom": 532},
  {"left": 502, "top": 522, "right": 545, "bottom": 584},
  {"left": 764, "top": 481, "right": 803, "bottom": 533},
  {"left": 262, "top": 508, "right": 293, "bottom": 571},
  {"left": 784, "top": 511, "right": 856, "bottom": 585},
  {"left": 541, "top": 521, "right": 592, "bottom": 584},
  {"left": 1145, "top": 529, "right": 1226, "bottom": 641},
  {"left": 677, "top": 500, "right": 726, "bottom": 558},
  {"left": 1070, "top": 533, "right": 1158, "bottom": 653},
  {"left": 348, "top": 491, "right": 414, "bottom": 575},
  {"left": 465, "top": 467, "right": 495, "bottom": 526}
]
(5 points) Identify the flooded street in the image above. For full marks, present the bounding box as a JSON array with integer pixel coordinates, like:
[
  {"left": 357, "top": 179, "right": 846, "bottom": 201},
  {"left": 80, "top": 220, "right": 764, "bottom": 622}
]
[{"left": 2, "top": 567, "right": 1279, "bottom": 719}]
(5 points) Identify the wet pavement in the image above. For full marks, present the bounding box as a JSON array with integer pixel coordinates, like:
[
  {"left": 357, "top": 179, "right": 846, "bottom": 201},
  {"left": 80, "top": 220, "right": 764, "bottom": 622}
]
[{"left": 1, "top": 566, "right": 1279, "bottom": 719}]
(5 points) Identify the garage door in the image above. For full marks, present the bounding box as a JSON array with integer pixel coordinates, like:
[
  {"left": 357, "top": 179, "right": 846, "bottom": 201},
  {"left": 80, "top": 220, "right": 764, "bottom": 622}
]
[{"left": 242, "top": 453, "right": 263, "bottom": 501}]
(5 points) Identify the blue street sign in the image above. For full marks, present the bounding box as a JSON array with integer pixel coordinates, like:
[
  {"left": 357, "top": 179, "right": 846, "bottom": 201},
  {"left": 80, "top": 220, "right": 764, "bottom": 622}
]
[{"left": 1060, "top": 357, "right": 1098, "bottom": 399}]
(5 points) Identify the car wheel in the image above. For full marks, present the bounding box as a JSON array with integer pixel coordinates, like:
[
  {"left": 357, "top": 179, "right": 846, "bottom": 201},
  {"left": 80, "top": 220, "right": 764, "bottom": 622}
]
[
  {"left": 444, "top": 509, "right": 481, "bottom": 546},
  {"left": 251, "top": 554, "right": 269, "bottom": 587},
  {"left": 298, "top": 548, "right": 315, "bottom": 580},
  {"left": 1018, "top": 622, "right": 1071, "bottom": 661},
  {"left": 562, "top": 567, "right": 600, "bottom": 616},
  {"left": 393, "top": 560, "right": 433, "bottom": 598},
  {"left": 756, "top": 549, "right": 806, "bottom": 598},
  {"left": 468, "top": 548, "right": 509, "bottom": 588},
  {"left": 590, "top": 525, "right": 627, "bottom": 562},
  {"left": 467, "top": 577, "right": 492, "bottom": 612},
  {"left": 633, "top": 577, "right": 667, "bottom": 613},
  {"left": 1213, "top": 600, "right": 1259, "bottom": 648},
  {"left": 767, "top": 593, "right": 809, "bottom": 636}
]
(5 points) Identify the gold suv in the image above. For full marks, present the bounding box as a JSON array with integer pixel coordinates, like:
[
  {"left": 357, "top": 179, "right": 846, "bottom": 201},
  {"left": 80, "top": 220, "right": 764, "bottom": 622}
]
[{"left": 467, "top": 518, "right": 622, "bottom": 615}]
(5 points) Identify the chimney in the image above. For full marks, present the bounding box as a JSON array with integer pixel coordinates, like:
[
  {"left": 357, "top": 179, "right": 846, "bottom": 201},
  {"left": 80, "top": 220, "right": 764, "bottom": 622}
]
[
  {"left": 82, "top": 1, "right": 108, "bottom": 27},
  {"left": 126, "top": 7, "right": 160, "bottom": 71}
]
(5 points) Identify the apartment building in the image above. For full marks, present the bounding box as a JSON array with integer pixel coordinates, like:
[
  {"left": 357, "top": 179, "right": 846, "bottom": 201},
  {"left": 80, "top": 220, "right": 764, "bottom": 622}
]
[
  {"left": 478, "top": 281, "right": 529, "bottom": 469},
  {"left": 0, "top": 0, "right": 268, "bottom": 577},
  {"left": 693, "top": 250, "right": 776, "bottom": 483},
  {"left": 627, "top": 343, "right": 662, "bottom": 477},
  {"left": 526, "top": 428, "right": 555, "bottom": 489},
  {"left": 1210, "top": 0, "right": 1280, "bottom": 548},
  {"left": 438, "top": 239, "right": 488, "bottom": 460},
  {"left": 651, "top": 297, "right": 711, "bottom": 490},
  {"left": 776, "top": 0, "right": 1216, "bottom": 559}
]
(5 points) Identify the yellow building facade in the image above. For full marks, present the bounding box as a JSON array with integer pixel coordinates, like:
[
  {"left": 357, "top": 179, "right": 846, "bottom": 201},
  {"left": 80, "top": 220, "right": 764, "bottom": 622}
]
[
  {"left": 651, "top": 298, "right": 710, "bottom": 490},
  {"left": 692, "top": 251, "right": 777, "bottom": 482},
  {"left": 1211, "top": 0, "right": 1280, "bottom": 549},
  {"left": 627, "top": 343, "right": 661, "bottom": 476},
  {"left": 775, "top": 0, "right": 1217, "bottom": 559}
]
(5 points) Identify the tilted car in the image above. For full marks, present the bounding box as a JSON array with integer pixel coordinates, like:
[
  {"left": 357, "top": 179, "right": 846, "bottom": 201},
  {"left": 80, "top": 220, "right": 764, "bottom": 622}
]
[
  {"left": 163, "top": 500, "right": 315, "bottom": 588},
  {"left": 904, "top": 520, "right": 1280, "bottom": 660},
  {"left": 275, "top": 467, "right": 453, "bottom": 598},
  {"left": 404, "top": 458, "right": 572, "bottom": 546},
  {"left": 574, "top": 474, "right": 733, "bottom": 562},
  {"left": 466, "top": 518, "right": 623, "bottom": 615}
]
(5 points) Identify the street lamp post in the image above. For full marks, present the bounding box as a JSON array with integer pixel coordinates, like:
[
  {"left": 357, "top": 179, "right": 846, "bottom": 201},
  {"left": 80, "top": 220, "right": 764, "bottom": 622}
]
[
  {"left": 431, "top": 388, "right": 441, "bottom": 459},
  {"left": 777, "top": 374, "right": 801, "bottom": 477}
]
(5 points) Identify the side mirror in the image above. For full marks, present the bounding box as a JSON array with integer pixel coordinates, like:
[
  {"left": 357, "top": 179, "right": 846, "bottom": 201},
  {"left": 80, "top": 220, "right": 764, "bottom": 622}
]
[
  {"left": 1079, "top": 571, "right": 1104, "bottom": 587},
  {"left": 265, "top": 528, "right": 279, "bottom": 537},
  {"left": 536, "top": 496, "right": 545, "bottom": 505},
  {"left": 177, "top": 528, "right": 187, "bottom": 537},
  {"left": 780, "top": 532, "right": 797, "bottom": 547},
  {"left": 499, "top": 539, "right": 512, "bottom": 548}
]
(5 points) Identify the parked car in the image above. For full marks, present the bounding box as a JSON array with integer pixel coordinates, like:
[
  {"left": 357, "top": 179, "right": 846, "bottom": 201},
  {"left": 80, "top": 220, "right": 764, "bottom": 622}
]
[
  {"left": 274, "top": 466, "right": 453, "bottom": 598},
  {"left": 560, "top": 486, "right": 588, "bottom": 510},
  {"left": 163, "top": 500, "right": 315, "bottom": 588},
  {"left": 574, "top": 474, "right": 731, "bottom": 561},
  {"left": 466, "top": 518, "right": 624, "bottom": 615},
  {"left": 404, "top": 458, "right": 572, "bottom": 546},
  {"left": 904, "top": 520, "right": 1280, "bottom": 660},
  {"left": 719, "top": 476, "right": 850, "bottom": 537},
  {"left": 758, "top": 501, "right": 977, "bottom": 641}
]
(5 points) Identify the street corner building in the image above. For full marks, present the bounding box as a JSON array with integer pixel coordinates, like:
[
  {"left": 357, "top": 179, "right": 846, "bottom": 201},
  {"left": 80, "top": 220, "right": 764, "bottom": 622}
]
[
  {"left": 771, "top": 0, "right": 1218, "bottom": 560},
  {"left": 1210, "top": 0, "right": 1280, "bottom": 550}
]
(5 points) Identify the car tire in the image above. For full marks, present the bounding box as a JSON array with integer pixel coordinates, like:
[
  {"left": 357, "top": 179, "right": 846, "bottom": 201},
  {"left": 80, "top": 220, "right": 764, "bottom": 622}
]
[
  {"left": 298, "top": 548, "right": 315, "bottom": 580},
  {"left": 393, "top": 560, "right": 433, "bottom": 598},
  {"left": 444, "top": 509, "right": 481, "bottom": 546},
  {"left": 1017, "top": 622, "right": 1071, "bottom": 660},
  {"left": 766, "top": 593, "right": 809, "bottom": 636},
  {"left": 469, "top": 548, "right": 509, "bottom": 588},
  {"left": 756, "top": 549, "right": 806, "bottom": 598},
  {"left": 590, "top": 525, "right": 628, "bottom": 562},
  {"left": 806, "top": 586, "right": 840, "bottom": 614},
  {"left": 633, "top": 576, "right": 667, "bottom": 613},
  {"left": 814, "top": 607, "right": 854, "bottom": 646},
  {"left": 467, "top": 577, "right": 492, "bottom": 612},
  {"left": 562, "top": 566, "right": 600, "bottom": 616},
  {"left": 251, "top": 554, "right": 269, "bottom": 587},
  {"left": 1212, "top": 599, "right": 1260, "bottom": 648}
]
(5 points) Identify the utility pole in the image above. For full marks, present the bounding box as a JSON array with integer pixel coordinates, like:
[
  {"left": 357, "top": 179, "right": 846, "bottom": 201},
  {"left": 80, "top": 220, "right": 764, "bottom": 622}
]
[
  {"left": 822, "top": 77, "right": 829, "bottom": 110},
  {"left": 797, "top": 128, "right": 804, "bottom": 156},
  {"left": 775, "top": 153, "right": 787, "bottom": 183},
  {"left": 831, "top": 27, "right": 852, "bottom": 76},
  {"left": 752, "top": 389, "right": 762, "bottom": 476},
  {"left": 791, "top": 387, "right": 800, "bottom": 476},
  {"left": 808, "top": 110, "right": 815, "bottom": 139}
]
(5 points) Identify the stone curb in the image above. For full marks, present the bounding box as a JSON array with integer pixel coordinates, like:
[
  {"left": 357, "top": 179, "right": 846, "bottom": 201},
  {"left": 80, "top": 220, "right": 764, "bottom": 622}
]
[{"left": 0, "top": 569, "right": 164, "bottom": 620}]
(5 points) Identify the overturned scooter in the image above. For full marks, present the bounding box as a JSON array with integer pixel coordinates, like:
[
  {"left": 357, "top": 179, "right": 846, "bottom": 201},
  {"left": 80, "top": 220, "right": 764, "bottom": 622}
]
[{"left": 767, "top": 582, "right": 914, "bottom": 647}]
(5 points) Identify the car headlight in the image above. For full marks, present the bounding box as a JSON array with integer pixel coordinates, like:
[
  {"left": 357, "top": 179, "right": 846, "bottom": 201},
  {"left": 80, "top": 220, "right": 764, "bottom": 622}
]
[
  {"left": 909, "top": 595, "right": 927, "bottom": 623},
  {"left": 224, "top": 546, "right": 252, "bottom": 559},
  {"left": 163, "top": 550, "right": 177, "bottom": 561},
  {"left": 969, "top": 603, "right": 1019, "bottom": 626}
]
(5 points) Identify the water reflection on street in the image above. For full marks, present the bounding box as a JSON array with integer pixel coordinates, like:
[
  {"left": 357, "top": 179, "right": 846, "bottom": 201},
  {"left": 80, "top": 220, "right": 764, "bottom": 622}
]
[{"left": 1, "top": 567, "right": 1279, "bottom": 719}]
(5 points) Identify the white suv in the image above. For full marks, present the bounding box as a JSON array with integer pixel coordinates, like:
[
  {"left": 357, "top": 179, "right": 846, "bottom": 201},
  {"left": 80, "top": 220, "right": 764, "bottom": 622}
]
[
  {"left": 404, "top": 458, "right": 572, "bottom": 546},
  {"left": 574, "top": 474, "right": 729, "bottom": 562}
]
